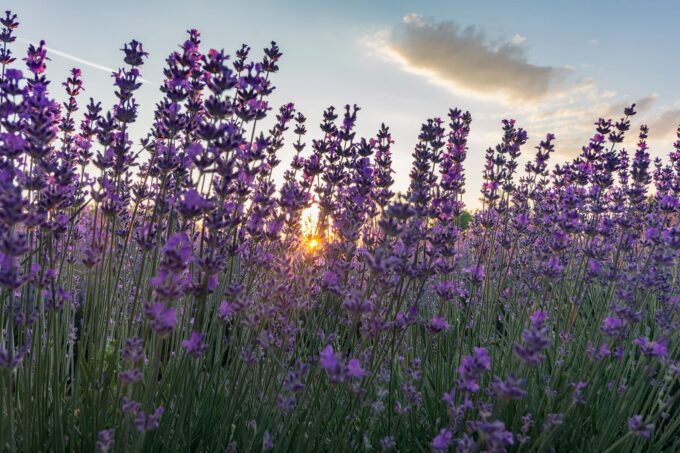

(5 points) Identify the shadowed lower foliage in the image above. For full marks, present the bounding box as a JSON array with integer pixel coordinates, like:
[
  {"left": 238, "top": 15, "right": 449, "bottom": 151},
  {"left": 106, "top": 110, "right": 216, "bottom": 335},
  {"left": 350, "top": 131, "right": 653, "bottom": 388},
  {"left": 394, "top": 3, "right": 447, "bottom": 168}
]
[{"left": 1, "top": 10, "right": 679, "bottom": 453}]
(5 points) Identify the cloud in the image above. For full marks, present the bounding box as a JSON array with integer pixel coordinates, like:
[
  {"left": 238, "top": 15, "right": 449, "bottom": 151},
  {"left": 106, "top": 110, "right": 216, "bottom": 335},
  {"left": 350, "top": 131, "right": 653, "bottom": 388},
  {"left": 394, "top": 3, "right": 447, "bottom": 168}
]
[
  {"left": 493, "top": 91, "right": 665, "bottom": 160},
  {"left": 646, "top": 108, "right": 680, "bottom": 139},
  {"left": 365, "top": 15, "right": 567, "bottom": 103},
  {"left": 402, "top": 13, "right": 427, "bottom": 27},
  {"left": 363, "top": 15, "right": 677, "bottom": 161},
  {"left": 605, "top": 93, "right": 658, "bottom": 118},
  {"left": 511, "top": 34, "right": 526, "bottom": 45}
]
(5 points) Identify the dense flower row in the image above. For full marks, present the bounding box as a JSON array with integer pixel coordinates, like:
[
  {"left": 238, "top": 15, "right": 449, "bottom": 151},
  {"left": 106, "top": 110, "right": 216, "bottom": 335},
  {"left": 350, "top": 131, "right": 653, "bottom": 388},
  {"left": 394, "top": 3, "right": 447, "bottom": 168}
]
[{"left": 0, "top": 10, "right": 679, "bottom": 452}]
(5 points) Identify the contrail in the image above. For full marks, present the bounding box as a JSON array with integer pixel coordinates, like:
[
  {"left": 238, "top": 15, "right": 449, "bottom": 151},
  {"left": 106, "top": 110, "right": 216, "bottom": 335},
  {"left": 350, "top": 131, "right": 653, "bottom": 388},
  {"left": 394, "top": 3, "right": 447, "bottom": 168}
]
[{"left": 17, "top": 37, "right": 157, "bottom": 86}]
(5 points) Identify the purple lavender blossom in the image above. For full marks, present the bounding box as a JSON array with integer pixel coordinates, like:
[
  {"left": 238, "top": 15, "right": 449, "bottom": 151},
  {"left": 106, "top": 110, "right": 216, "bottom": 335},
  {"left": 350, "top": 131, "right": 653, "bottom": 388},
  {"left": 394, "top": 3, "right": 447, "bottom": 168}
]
[
  {"left": 182, "top": 332, "right": 208, "bottom": 358},
  {"left": 134, "top": 406, "right": 165, "bottom": 433},
  {"left": 490, "top": 374, "right": 527, "bottom": 400},
  {"left": 121, "top": 337, "right": 145, "bottom": 363},
  {"left": 95, "top": 429, "right": 115, "bottom": 453},
  {"left": 144, "top": 302, "right": 177, "bottom": 335},
  {"left": 320, "top": 345, "right": 345, "bottom": 384},
  {"left": 628, "top": 415, "right": 654, "bottom": 439},
  {"left": 633, "top": 337, "right": 668, "bottom": 358},
  {"left": 430, "top": 428, "right": 452, "bottom": 452},
  {"left": 346, "top": 358, "right": 366, "bottom": 379},
  {"left": 514, "top": 310, "right": 551, "bottom": 365},
  {"left": 428, "top": 316, "right": 449, "bottom": 333},
  {"left": 458, "top": 347, "right": 491, "bottom": 393}
]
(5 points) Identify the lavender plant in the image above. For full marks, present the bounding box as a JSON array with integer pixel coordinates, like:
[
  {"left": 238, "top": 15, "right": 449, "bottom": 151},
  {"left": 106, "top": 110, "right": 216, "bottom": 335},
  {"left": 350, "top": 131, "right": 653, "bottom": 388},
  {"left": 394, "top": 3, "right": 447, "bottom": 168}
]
[{"left": 1, "top": 11, "right": 679, "bottom": 452}]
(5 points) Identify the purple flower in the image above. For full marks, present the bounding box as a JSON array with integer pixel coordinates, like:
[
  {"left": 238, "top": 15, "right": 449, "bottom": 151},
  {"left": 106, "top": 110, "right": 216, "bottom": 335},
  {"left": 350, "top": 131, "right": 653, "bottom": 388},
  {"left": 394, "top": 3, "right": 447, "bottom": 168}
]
[
  {"left": 633, "top": 337, "right": 668, "bottom": 358},
  {"left": 628, "top": 415, "right": 654, "bottom": 439},
  {"left": 571, "top": 381, "right": 588, "bottom": 405},
  {"left": 178, "top": 189, "right": 213, "bottom": 219},
  {"left": 161, "top": 232, "right": 193, "bottom": 272},
  {"left": 24, "top": 39, "right": 48, "bottom": 75},
  {"left": 428, "top": 316, "right": 449, "bottom": 333},
  {"left": 342, "top": 293, "right": 373, "bottom": 315},
  {"left": 121, "top": 337, "right": 145, "bottom": 363},
  {"left": 380, "top": 436, "right": 396, "bottom": 451},
  {"left": 119, "top": 368, "right": 142, "bottom": 384},
  {"left": 458, "top": 347, "right": 491, "bottom": 393},
  {"left": 430, "top": 428, "right": 452, "bottom": 452},
  {"left": 544, "top": 413, "right": 564, "bottom": 429},
  {"left": 121, "top": 397, "right": 141, "bottom": 415},
  {"left": 455, "top": 434, "right": 475, "bottom": 452},
  {"left": 43, "top": 287, "right": 73, "bottom": 311},
  {"left": 490, "top": 374, "right": 527, "bottom": 400},
  {"left": 0, "top": 11, "right": 19, "bottom": 31},
  {"left": 543, "top": 256, "right": 564, "bottom": 277},
  {"left": 320, "top": 345, "right": 345, "bottom": 383},
  {"left": 346, "top": 358, "right": 366, "bottom": 379},
  {"left": 182, "top": 331, "right": 207, "bottom": 358},
  {"left": 144, "top": 302, "right": 177, "bottom": 336},
  {"left": 530, "top": 310, "right": 548, "bottom": 324},
  {"left": 0, "top": 345, "right": 25, "bottom": 370},
  {"left": 121, "top": 39, "right": 148, "bottom": 67},
  {"left": 474, "top": 419, "right": 514, "bottom": 450},
  {"left": 601, "top": 316, "right": 625, "bottom": 337},
  {"left": 134, "top": 406, "right": 164, "bottom": 433},
  {"left": 514, "top": 311, "right": 551, "bottom": 365},
  {"left": 149, "top": 269, "right": 191, "bottom": 301},
  {"left": 586, "top": 341, "right": 611, "bottom": 361},
  {"left": 96, "top": 429, "right": 114, "bottom": 453},
  {"left": 463, "top": 264, "right": 485, "bottom": 284},
  {"left": 282, "top": 360, "right": 309, "bottom": 393},
  {"left": 262, "top": 431, "right": 274, "bottom": 451},
  {"left": 218, "top": 301, "right": 235, "bottom": 321},
  {"left": 319, "top": 345, "right": 338, "bottom": 369}
]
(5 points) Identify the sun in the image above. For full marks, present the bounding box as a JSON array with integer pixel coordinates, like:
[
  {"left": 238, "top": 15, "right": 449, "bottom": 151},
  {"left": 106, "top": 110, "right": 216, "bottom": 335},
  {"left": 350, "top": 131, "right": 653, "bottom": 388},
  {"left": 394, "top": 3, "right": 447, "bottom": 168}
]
[
  {"left": 300, "top": 204, "right": 322, "bottom": 253},
  {"left": 306, "top": 237, "right": 320, "bottom": 251}
]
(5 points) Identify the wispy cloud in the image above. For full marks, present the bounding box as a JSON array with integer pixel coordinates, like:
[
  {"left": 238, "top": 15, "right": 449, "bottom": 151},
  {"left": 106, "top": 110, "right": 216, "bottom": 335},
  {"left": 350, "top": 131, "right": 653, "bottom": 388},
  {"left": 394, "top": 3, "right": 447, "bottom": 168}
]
[
  {"left": 362, "top": 15, "right": 679, "bottom": 160},
  {"left": 605, "top": 93, "right": 657, "bottom": 118},
  {"left": 17, "top": 37, "right": 156, "bottom": 86},
  {"left": 646, "top": 107, "right": 680, "bottom": 140},
  {"left": 510, "top": 34, "right": 526, "bottom": 46},
  {"left": 520, "top": 92, "right": 661, "bottom": 159},
  {"left": 364, "top": 14, "right": 569, "bottom": 104}
]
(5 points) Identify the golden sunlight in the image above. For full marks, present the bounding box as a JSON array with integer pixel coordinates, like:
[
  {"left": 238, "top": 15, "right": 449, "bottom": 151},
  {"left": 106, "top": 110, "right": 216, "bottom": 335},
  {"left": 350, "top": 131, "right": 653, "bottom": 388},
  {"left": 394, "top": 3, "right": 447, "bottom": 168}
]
[
  {"left": 300, "top": 204, "right": 320, "bottom": 237},
  {"left": 305, "top": 237, "right": 320, "bottom": 251},
  {"left": 300, "top": 204, "right": 322, "bottom": 253}
]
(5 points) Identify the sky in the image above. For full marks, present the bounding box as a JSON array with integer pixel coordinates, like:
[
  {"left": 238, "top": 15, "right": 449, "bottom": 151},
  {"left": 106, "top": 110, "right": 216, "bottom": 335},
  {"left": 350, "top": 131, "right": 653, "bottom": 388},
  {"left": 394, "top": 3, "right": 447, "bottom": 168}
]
[{"left": 6, "top": 0, "right": 680, "bottom": 209}]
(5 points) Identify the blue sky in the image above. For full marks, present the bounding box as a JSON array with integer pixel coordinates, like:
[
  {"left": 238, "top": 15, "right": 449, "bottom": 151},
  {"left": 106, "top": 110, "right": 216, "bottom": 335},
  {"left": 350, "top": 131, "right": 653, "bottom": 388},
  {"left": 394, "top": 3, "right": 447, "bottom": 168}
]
[{"left": 7, "top": 0, "right": 680, "bottom": 208}]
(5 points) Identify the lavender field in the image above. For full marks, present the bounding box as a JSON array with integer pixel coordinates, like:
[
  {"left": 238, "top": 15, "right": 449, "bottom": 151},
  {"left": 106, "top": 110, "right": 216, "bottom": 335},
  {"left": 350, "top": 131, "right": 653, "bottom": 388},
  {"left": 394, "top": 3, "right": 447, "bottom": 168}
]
[{"left": 1, "top": 8, "right": 680, "bottom": 452}]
